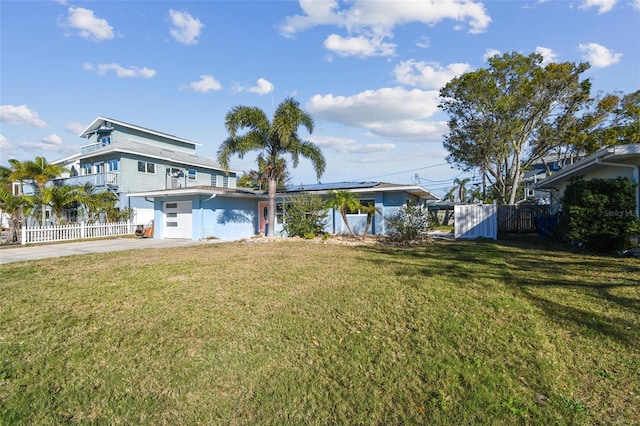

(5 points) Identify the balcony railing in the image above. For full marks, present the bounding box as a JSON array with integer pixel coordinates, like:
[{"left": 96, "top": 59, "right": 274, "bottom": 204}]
[{"left": 52, "top": 172, "right": 119, "bottom": 188}]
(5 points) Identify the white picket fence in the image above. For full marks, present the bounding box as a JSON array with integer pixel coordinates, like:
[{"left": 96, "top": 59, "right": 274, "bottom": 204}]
[
  {"left": 454, "top": 204, "right": 498, "bottom": 240},
  {"left": 21, "top": 222, "right": 138, "bottom": 245}
]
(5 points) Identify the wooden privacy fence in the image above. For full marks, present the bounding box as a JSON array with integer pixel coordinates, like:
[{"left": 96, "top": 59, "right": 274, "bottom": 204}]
[
  {"left": 454, "top": 204, "right": 497, "bottom": 240},
  {"left": 497, "top": 205, "right": 550, "bottom": 233},
  {"left": 21, "top": 222, "right": 137, "bottom": 245}
]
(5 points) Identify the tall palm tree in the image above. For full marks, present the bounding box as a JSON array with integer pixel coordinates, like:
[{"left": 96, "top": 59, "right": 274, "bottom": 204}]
[
  {"left": 326, "top": 190, "right": 360, "bottom": 238},
  {"left": 218, "top": 97, "right": 326, "bottom": 236},
  {"left": 8, "top": 157, "right": 64, "bottom": 224}
]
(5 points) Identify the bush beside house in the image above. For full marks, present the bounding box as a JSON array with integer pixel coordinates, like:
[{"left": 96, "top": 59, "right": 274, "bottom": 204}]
[{"left": 561, "top": 177, "right": 637, "bottom": 252}]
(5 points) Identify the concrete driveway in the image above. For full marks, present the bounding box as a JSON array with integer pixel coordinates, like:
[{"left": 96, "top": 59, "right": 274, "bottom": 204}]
[{"left": 0, "top": 238, "right": 218, "bottom": 265}]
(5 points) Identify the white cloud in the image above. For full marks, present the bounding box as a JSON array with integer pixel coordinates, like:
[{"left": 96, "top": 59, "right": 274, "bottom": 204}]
[
  {"left": 483, "top": 48, "right": 501, "bottom": 62},
  {"left": 247, "top": 78, "right": 274, "bottom": 95},
  {"left": 310, "top": 135, "right": 396, "bottom": 154},
  {"left": 535, "top": 46, "right": 558, "bottom": 65},
  {"left": 83, "top": 63, "right": 156, "bottom": 78},
  {"left": 169, "top": 10, "right": 204, "bottom": 45},
  {"left": 18, "top": 134, "right": 65, "bottom": 151},
  {"left": 578, "top": 42, "right": 622, "bottom": 67},
  {"left": 635, "top": 0, "right": 640, "bottom": 10},
  {"left": 578, "top": 0, "right": 617, "bottom": 14},
  {"left": 234, "top": 78, "right": 274, "bottom": 95},
  {"left": 280, "top": 0, "right": 491, "bottom": 58},
  {"left": 0, "top": 134, "right": 9, "bottom": 150},
  {"left": 0, "top": 105, "right": 47, "bottom": 128},
  {"left": 393, "top": 60, "right": 472, "bottom": 89},
  {"left": 307, "top": 87, "right": 443, "bottom": 142},
  {"left": 64, "top": 7, "right": 114, "bottom": 41},
  {"left": 324, "top": 34, "right": 396, "bottom": 57},
  {"left": 65, "top": 121, "right": 85, "bottom": 135},
  {"left": 415, "top": 36, "right": 430, "bottom": 49},
  {"left": 369, "top": 120, "right": 449, "bottom": 142},
  {"left": 188, "top": 75, "right": 222, "bottom": 92},
  {"left": 281, "top": 0, "right": 491, "bottom": 36}
]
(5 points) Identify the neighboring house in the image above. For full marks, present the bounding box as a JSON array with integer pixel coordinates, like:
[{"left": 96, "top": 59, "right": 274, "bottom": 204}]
[
  {"left": 128, "top": 181, "right": 439, "bottom": 241},
  {"left": 522, "top": 153, "right": 582, "bottom": 204},
  {"left": 51, "top": 117, "right": 237, "bottom": 224},
  {"left": 536, "top": 144, "right": 640, "bottom": 216}
]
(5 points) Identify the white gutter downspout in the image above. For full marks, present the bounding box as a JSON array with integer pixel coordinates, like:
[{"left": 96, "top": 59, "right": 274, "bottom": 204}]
[{"left": 595, "top": 158, "right": 640, "bottom": 218}]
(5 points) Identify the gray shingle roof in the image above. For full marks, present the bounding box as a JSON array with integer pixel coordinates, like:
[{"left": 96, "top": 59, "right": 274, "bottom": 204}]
[{"left": 78, "top": 139, "right": 230, "bottom": 172}]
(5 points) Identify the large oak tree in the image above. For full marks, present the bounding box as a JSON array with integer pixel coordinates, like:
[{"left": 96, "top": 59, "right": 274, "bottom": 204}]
[{"left": 439, "top": 52, "right": 591, "bottom": 205}]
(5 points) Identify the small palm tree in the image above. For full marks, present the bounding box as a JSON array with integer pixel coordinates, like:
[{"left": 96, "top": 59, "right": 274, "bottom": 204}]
[
  {"left": 218, "top": 97, "right": 326, "bottom": 236},
  {"left": 36, "top": 185, "right": 78, "bottom": 224},
  {"left": 360, "top": 203, "right": 382, "bottom": 239},
  {"left": 75, "top": 183, "right": 118, "bottom": 223},
  {"left": 326, "top": 190, "right": 360, "bottom": 238},
  {"left": 0, "top": 187, "right": 33, "bottom": 243},
  {"left": 445, "top": 177, "right": 472, "bottom": 203},
  {"left": 8, "top": 157, "right": 64, "bottom": 224}
]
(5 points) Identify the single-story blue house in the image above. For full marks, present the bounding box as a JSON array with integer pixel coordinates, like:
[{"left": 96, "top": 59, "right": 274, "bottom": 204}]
[{"left": 128, "top": 181, "right": 439, "bottom": 240}]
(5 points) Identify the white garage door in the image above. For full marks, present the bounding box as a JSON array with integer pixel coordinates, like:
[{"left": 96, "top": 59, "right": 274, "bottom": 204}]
[{"left": 164, "top": 201, "right": 192, "bottom": 239}]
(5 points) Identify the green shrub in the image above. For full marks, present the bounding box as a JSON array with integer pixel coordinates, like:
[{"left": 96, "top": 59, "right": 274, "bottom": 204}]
[
  {"left": 282, "top": 191, "right": 328, "bottom": 238},
  {"left": 561, "top": 177, "right": 636, "bottom": 252},
  {"left": 385, "top": 200, "right": 433, "bottom": 242}
]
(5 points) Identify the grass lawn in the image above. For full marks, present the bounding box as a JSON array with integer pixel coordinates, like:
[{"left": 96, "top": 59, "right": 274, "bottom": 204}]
[{"left": 1, "top": 237, "right": 639, "bottom": 425}]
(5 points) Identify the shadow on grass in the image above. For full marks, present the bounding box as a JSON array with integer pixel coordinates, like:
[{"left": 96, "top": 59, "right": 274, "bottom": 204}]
[{"left": 360, "top": 236, "right": 640, "bottom": 347}]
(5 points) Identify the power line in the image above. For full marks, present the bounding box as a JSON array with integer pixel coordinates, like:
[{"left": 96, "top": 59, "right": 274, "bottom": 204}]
[{"left": 359, "top": 163, "right": 449, "bottom": 180}]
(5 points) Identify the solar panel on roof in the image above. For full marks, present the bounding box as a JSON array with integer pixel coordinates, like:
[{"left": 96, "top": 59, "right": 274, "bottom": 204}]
[{"left": 283, "top": 181, "right": 379, "bottom": 192}]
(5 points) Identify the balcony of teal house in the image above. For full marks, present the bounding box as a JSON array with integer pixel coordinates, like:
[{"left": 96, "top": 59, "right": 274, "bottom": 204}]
[{"left": 51, "top": 172, "right": 119, "bottom": 189}]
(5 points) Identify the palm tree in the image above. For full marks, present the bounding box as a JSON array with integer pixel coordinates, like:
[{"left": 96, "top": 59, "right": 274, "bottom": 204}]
[
  {"left": 237, "top": 155, "right": 290, "bottom": 191},
  {"left": 445, "top": 177, "right": 472, "bottom": 203},
  {"left": 217, "top": 97, "right": 326, "bottom": 236},
  {"left": 360, "top": 203, "right": 381, "bottom": 239},
  {"left": 8, "top": 157, "right": 64, "bottom": 224},
  {"left": 35, "top": 185, "right": 79, "bottom": 225},
  {"left": 326, "top": 190, "right": 360, "bottom": 238},
  {"left": 75, "top": 183, "right": 118, "bottom": 223},
  {"left": 0, "top": 187, "right": 33, "bottom": 243}
]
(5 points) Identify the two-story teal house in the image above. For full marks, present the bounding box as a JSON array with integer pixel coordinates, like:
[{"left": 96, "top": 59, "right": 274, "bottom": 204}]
[{"left": 52, "top": 117, "right": 237, "bottom": 225}]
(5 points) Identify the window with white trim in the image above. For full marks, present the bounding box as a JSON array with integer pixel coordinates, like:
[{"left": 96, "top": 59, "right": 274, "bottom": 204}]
[
  {"left": 188, "top": 169, "right": 197, "bottom": 180},
  {"left": 346, "top": 199, "right": 375, "bottom": 215}
]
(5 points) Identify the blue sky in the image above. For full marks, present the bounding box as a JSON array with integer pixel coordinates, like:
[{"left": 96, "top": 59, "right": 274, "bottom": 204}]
[{"left": 1, "top": 0, "right": 639, "bottom": 197}]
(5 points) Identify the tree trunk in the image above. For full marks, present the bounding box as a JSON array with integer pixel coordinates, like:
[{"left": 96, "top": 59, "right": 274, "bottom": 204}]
[
  {"left": 267, "top": 177, "right": 277, "bottom": 237},
  {"left": 508, "top": 150, "right": 522, "bottom": 205},
  {"left": 362, "top": 214, "right": 373, "bottom": 240},
  {"left": 340, "top": 209, "right": 357, "bottom": 238}
]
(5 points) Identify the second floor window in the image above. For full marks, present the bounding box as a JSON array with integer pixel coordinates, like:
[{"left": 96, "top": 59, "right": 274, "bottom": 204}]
[
  {"left": 107, "top": 159, "right": 119, "bottom": 172},
  {"left": 138, "top": 161, "right": 155, "bottom": 174},
  {"left": 82, "top": 164, "right": 92, "bottom": 175},
  {"left": 188, "top": 169, "right": 197, "bottom": 180}
]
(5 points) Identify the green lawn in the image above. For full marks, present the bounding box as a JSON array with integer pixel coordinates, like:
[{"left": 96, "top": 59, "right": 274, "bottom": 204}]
[{"left": 1, "top": 238, "right": 638, "bottom": 425}]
